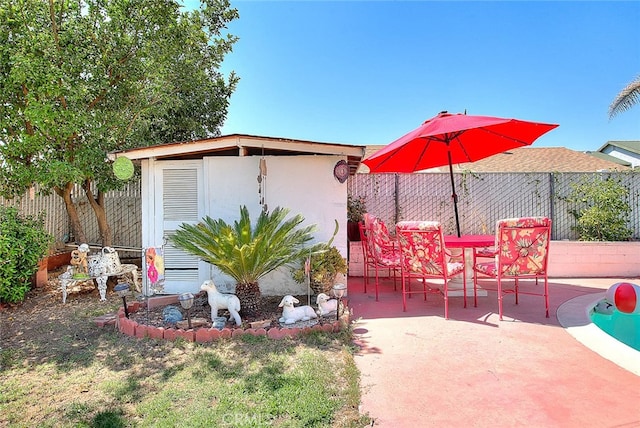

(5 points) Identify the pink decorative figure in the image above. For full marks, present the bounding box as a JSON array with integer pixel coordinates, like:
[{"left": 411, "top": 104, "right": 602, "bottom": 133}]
[{"left": 146, "top": 248, "right": 159, "bottom": 284}]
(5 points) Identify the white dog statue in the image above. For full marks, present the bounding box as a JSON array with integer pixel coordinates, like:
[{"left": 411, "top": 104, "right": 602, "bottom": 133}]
[
  {"left": 200, "top": 280, "right": 242, "bottom": 326},
  {"left": 316, "top": 293, "right": 338, "bottom": 316},
  {"left": 278, "top": 295, "right": 318, "bottom": 324}
]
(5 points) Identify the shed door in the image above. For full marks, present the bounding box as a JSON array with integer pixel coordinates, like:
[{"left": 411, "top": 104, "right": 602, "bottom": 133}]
[{"left": 155, "top": 162, "right": 206, "bottom": 293}]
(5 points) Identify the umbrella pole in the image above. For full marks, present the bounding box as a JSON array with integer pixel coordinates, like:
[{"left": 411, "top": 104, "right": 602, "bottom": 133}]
[{"left": 447, "top": 152, "right": 462, "bottom": 237}]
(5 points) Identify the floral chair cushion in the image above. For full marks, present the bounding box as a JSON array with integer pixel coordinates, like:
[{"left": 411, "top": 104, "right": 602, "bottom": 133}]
[
  {"left": 476, "top": 216, "right": 551, "bottom": 277},
  {"left": 364, "top": 214, "right": 401, "bottom": 266},
  {"left": 396, "top": 221, "right": 464, "bottom": 277}
]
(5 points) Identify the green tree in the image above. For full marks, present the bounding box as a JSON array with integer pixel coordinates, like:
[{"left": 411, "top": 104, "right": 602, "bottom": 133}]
[
  {"left": 171, "top": 206, "right": 318, "bottom": 316},
  {"left": 609, "top": 74, "right": 640, "bottom": 119},
  {"left": 0, "top": 0, "right": 238, "bottom": 245}
]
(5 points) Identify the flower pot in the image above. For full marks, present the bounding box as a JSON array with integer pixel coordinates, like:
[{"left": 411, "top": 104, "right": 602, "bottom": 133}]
[
  {"left": 32, "top": 259, "right": 48, "bottom": 288},
  {"left": 347, "top": 221, "right": 361, "bottom": 241}
]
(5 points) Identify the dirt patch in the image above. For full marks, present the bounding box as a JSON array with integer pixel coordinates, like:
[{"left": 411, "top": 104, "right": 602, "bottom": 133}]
[
  {"left": 127, "top": 292, "right": 332, "bottom": 330},
  {"left": 0, "top": 267, "right": 336, "bottom": 357}
]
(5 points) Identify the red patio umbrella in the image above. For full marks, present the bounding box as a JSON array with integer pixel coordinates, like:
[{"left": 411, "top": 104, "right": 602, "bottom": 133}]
[{"left": 362, "top": 111, "right": 559, "bottom": 236}]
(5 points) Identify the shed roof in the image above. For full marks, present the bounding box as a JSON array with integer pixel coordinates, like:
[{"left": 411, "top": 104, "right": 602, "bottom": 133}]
[
  {"left": 109, "top": 134, "right": 366, "bottom": 175},
  {"left": 359, "top": 146, "right": 630, "bottom": 173}
]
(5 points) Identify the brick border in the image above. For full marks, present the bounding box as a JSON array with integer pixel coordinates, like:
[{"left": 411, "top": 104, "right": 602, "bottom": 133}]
[{"left": 113, "top": 302, "right": 347, "bottom": 343}]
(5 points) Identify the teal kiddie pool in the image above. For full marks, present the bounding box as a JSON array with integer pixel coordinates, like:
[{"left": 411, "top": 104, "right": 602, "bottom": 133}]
[
  {"left": 591, "top": 305, "right": 640, "bottom": 351},
  {"left": 557, "top": 293, "right": 640, "bottom": 376}
]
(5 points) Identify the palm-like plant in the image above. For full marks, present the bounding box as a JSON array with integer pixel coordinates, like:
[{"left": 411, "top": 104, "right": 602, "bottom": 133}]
[
  {"left": 609, "top": 74, "right": 640, "bottom": 119},
  {"left": 170, "top": 206, "right": 317, "bottom": 316}
]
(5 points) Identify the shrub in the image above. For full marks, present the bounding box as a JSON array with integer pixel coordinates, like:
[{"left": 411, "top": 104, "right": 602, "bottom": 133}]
[
  {"left": 0, "top": 207, "right": 53, "bottom": 303},
  {"left": 347, "top": 195, "right": 367, "bottom": 223},
  {"left": 567, "top": 176, "right": 633, "bottom": 241},
  {"left": 292, "top": 244, "right": 348, "bottom": 295},
  {"left": 291, "top": 220, "right": 347, "bottom": 294}
]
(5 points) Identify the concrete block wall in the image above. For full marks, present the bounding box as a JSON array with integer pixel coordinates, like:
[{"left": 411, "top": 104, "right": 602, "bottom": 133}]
[{"left": 547, "top": 241, "right": 640, "bottom": 277}]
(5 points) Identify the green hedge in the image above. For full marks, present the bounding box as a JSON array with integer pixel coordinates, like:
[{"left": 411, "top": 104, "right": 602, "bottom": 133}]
[{"left": 0, "top": 207, "right": 53, "bottom": 303}]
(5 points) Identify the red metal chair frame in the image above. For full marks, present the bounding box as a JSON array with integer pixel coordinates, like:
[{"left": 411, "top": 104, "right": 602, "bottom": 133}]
[
  {"left": 473, "top": 217, "right": 552, "bottom": 321},
  {"left": 358, "top": 221, "right": 375, "bottom": 294},
  {"left": 362, "top": 214, "right": 401, "bottom": 301},
  {"left": 396, "top": 221, "right": 465, "bottom": 319}
]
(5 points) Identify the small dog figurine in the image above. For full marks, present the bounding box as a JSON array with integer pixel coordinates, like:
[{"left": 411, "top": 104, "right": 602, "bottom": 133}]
[{"left": 70, "top": 248, "right": 88, "bottom": 277}]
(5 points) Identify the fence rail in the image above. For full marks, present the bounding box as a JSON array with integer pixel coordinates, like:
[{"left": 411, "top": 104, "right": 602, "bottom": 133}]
[{"left": 2, "top": 171, "right": 639, "bottom": 250}]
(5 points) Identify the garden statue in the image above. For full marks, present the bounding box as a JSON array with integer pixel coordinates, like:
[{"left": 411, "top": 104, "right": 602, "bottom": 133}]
[
  {"left": 162, "top": 305, "right": 183, "bottom": 324},
  {"left": 70, "top": 244, "right": 90, "bottom": 279},
  {"left": 278, "top": 295, "right": 318, "bottom": 324},
  {"left": 315, "top": 293, "right": 338, "bottom": 316},
  {"left": 200, "top": 280, "right": 242, "bottom": 326},
  {"left": 145, "top": 247, "right": 165, "bottom": 294}
]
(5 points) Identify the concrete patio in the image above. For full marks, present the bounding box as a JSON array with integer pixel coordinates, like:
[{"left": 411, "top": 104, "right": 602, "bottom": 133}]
[{"left": 348, "top": 276, "right": 640, "bottom": 427}]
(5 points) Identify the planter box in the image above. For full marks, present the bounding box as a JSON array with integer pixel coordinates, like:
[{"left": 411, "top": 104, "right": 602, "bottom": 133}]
[
  {"left": 348, "top": 241, "right": 640, "bottom": 278},
  {"left": 47, "top": 251, "right": 72, "bottom": 270}
]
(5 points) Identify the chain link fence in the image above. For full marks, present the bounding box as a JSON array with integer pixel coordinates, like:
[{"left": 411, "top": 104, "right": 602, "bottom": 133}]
[
  {"left": 349, "top": 171, "right": 640, "bottom": 240},
  {"left": 2, "top": 171, "right": 639, "bottom": 250}
]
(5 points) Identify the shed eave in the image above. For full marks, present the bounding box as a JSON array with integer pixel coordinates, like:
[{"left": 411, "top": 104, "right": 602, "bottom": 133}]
[{"left": 108, "top": 134, "right": 366, "bottom": 172}]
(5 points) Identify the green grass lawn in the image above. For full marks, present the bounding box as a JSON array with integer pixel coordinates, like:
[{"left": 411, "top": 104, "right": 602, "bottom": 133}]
[{"left": 0, "top": 294, "right": 371, "bottom": 427}]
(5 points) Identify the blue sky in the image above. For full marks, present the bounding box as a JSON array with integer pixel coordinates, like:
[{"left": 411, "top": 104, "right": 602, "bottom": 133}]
[{"left": 201, "top": 1, "right": 639, "bottom": 151}]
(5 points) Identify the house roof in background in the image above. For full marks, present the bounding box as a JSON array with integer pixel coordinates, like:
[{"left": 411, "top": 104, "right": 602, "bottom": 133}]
[
  {"left": 584, "top": 151, "right": 632, "bottom": 166},
  {"left": 597, "top": 140, "right": 640, "bottom": 155},
  {"left": 109, "top": 134, "right": 366, "bottom": 175},
  {"left": 359, "top": 146, "right": 630, "bottom": 173}
]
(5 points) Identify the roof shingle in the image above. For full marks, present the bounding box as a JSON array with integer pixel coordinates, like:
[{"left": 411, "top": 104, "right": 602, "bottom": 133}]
[{"left": 359, "top": 146, "right": 630, "bottom": 173}]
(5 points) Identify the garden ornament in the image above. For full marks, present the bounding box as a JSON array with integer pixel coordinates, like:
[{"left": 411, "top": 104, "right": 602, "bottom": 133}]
[
  {"left": 200, "top": 280, "right": 242, "bottom": 326},
  {"left": 278, "top": 295, "right": 318, "bottom": 324},
  {"left": 315, "top": 293, "right": 338, "bottom": 316},
  {"left": 70, "top": 245, "right": 89, "bottom": 278}
]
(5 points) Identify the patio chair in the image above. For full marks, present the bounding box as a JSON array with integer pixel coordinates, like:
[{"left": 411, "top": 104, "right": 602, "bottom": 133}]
[
  {"left": 473, "top": 217, "right": 552, "bottom": 321},
  {"left": 396, "top": 221, "right": 465, "bottom": 319},
  {"left": 358, "top": 221, "right": 373, "bottom": 294},
  {"left": 471, "top": 245, "right": 497, "bottom": 308},
  {"left": 362, "top": 213, "right": 401, "bottom": 301}
]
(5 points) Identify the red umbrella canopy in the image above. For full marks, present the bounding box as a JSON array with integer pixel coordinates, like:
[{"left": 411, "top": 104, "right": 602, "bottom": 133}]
[{"left": 363, "top": 112, "right": 559, "bottom": 173}]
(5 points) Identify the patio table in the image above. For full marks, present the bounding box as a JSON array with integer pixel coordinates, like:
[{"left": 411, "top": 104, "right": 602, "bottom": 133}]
[{"left": 444, "top": 234, "right": 494, "bottom": 297}]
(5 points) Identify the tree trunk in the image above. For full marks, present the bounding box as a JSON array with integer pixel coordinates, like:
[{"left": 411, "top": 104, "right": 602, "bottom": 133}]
[
  {"left": 235, "top": 281, "right": 261, "bottom": 317},
  {"left": 54, "top": 182, "right": 87, "bottom": 244},
  {"left": 83, "top": 179, "right": 112, "bottom": 246}
]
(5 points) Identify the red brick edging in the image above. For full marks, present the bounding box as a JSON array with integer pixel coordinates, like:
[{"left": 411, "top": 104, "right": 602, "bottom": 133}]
[{"left": 112, "top": 301, "right": 346, "bottom": 343}]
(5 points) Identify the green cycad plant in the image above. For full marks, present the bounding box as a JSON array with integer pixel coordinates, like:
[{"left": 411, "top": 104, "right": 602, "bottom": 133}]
[{"left": 170, "top": 206, "right": 317, "bottom": 316}]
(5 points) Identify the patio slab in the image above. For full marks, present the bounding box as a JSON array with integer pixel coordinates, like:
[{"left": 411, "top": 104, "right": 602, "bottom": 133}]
[{"left": 348, "top": 276, "right": 640, "bottom": 427}]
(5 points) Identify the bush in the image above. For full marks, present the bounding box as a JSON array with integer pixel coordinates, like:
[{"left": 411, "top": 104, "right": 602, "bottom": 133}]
[
  {"left": 0, "top": 207, "right": 53, "bottom": 303},
  {"left": 567, "top": 176, "right": 633, "bottom": 241},
  {"left": 347, "top": 195, "right": 367, "bottom": 223},
  {"left": 291, "top": 244, "right": 348, "bottom": 295}
]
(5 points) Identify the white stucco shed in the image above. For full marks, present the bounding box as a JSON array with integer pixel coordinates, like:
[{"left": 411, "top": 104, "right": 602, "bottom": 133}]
[{"left": 109, "top": 134, "right": 365, "bottom": 296}]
